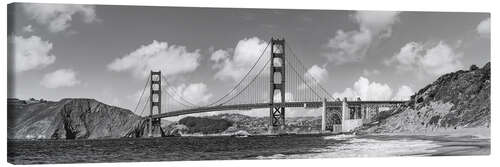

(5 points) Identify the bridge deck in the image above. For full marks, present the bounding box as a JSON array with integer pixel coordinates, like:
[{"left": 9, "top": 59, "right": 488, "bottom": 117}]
[{"left": 148, "top": 100, "right": 408, "bottom": 119}]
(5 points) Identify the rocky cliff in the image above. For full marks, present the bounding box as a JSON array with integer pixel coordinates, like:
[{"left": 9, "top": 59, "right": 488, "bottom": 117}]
[
  {"left": 362, "top": 62, "right": 490, "bottom": 133},
  {"left": 8, "top": 98, "right": 146, "bottom": 139}
]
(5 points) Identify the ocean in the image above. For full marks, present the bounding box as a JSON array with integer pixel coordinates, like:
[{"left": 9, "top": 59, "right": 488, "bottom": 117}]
[{"left": 7, "top": 134, "right": 490, "bottom": 164}]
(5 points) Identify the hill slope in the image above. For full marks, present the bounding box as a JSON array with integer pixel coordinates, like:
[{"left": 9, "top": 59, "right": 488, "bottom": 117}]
[
  {"left": 363, "top": 62, "right": 490, "bottom": 133},
  {"left": 8, "top": 98, "right": 146, "bottom": 139}
]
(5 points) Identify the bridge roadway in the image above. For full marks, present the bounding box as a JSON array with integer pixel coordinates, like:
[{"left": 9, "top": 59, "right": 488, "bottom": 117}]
[{"left": 148, "top": 100, "right": 409, "bottom": 119}]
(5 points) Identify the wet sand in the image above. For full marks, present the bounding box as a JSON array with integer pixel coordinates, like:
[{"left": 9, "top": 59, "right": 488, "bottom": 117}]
[
  {"left": 363, "top": 127, "right": 490, "bottom": 156},
  {"left": 276, "top": 128, "right": 490, "bottom": 159},
  {"left": 363, "top": 134, "right": 490, "bottom": 156}
]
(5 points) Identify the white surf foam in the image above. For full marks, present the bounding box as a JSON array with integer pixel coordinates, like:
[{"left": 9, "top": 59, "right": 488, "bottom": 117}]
[
  {"left": 323, "top": 134, "right": 356, "bottom": 140},
  {"left": 257, "top": 136, "right": 440, "bottom": 159}
]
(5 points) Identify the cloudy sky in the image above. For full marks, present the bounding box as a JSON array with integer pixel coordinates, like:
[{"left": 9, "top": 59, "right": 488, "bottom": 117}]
[{"left": 8, "top": 3, "right": 490, "bottom": 118}]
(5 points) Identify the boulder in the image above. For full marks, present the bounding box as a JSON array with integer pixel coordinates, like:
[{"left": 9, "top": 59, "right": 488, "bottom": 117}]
[
  {"left": 164, "top": 124, "right": 189, "bottom": 136},
  {"left": 233, "top": 130, "right": 250, "bottom": 137}
]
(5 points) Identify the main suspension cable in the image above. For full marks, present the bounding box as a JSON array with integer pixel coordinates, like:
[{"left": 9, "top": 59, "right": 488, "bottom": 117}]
[
  {"left": 139, "top": 96, "right": 150, "bottom": 117},
  {"left": 219, "top": 59, "right": 271, "bottom": 106},
  {"left": 284, "top": 58, "right": 323, "bottom": 100},
  {"left": 285, "top": 43, "right": 335, "bottom": 100},
  {"left": 205, "top": 41, "right": 271, "bottom": 107},
  {"left": 160, "top": 75, "right": 198, "bottom": 107},
  {"left": 133, "top": 76, "right": 150, "bottom": 115}
]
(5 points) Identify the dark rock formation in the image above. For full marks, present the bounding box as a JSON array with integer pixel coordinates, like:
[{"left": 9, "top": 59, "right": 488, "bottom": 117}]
[
  {"left": 362, "top": 62, "right": 490, "bottom": 133},
  {"left": 8, "top": 98, "right": 146, "bottom": 139}
]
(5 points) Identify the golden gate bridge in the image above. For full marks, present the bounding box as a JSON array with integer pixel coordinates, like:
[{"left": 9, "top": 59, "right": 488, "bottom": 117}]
[{"left": 132, "top": 37, "right": 408, "bottom": 137}]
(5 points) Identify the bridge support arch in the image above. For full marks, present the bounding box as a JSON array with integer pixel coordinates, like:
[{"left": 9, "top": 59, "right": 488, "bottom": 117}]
[
  {"left": 322, "top": 99, "right": 343, "bottom": 133},
  {"left": 269, "top": 37, "right": 286, "bottom": 133}
]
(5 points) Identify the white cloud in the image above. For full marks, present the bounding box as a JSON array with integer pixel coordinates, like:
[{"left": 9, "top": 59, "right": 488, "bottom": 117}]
[
  {"left": 172, "top": 83, "right": 213, "bottom": 105},
  {"left": 306, "top": 65, "right": 328, "bottom": 83},
  {"left": 107, "top": 40, "right": 201, "bottom": 79},
  {"left": 354, "top": 11, "right": 400, "bottom": 36},
  {"left": 420, "top": 42, "right": 463, "bottom": 75},
  {"left": 299, "top": 64, "right": 329, "bottom": 89},
  {"left": 333, "top": 77, "right": 393, "bottom": 101},
  {"left": 392, "top": 85, "right": 413, "bottom": 100},
  {"left": 325, "top": 29, "right": 372, "bottom": 64},
  {"left": 22, "top": 4, "right": 98, "bottom": 33},
  {"left": 388, "top": 41, "right": 421, "bottom": 69},
  {"left": 40, "top": 69, "right": 81, "bottom": 88},
  {"left": 388, "top": 41, "right": 463, "bottom": 76},
  {"left": 476, "top": 17, "right": 490, "bottom": 38},
  {"left": 126, "top": 82, "right": 213, "bottom": 111},
  {"left": 126, "top": 82, "right": 213, "bottom": 112},
  {"left": 362, "top": 69, "right": 381, "bottom": 76},
  {"left": 210, "top": 49, "right": 230, "bottom": 69},
  {"left": 210, "top": 49, "right": 230, "bottom": 62},
  {"left": 23, "top": 25, "right": 34, "bottom": 32},
  {"left": 324, "top": 11, "right": 400, "bottom": 64},
  {"left": 10, "top": 35, "right": 56, "bottom": 73},
  {"left": 211, "top": 37, "right": 269, "bottom": 82}
]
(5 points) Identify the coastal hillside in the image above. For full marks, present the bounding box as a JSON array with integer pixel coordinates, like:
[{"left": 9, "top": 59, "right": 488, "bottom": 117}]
[
  {"left": 8, "top": 98, "right": 146, "bottom": 139},
  {"left": 362, "top": 62, "right": 490, "bottom": 133}
]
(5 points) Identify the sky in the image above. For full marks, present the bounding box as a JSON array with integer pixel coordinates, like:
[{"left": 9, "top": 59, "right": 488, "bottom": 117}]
[{"left": 7, "top": 3, "right": 490, "bottom": 119}]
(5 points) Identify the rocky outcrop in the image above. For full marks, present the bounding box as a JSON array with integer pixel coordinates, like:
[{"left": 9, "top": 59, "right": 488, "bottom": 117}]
[
  {"left": 163, "top": 124, "right": 189, "bottom": 136},
  {"left": 232, "top": 130, "right": 250, "bottom": 137},
  {"left": 8, "top": 98, "right": 146, "bottom": 139},
  {"left": 362, "top": 62, "right": 490, "bottom": 133}
]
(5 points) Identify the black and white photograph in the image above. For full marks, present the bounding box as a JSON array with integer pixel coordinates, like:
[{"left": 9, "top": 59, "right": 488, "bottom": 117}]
[{"left": 4, "top": 0, "right": 493, "bottom": 165}]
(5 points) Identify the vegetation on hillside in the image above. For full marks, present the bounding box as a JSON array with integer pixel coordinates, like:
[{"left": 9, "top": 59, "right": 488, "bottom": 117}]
[
  {"left": 178, "top": 116, "right": 233, "bottom": 134},
  {"left": 360, "top": 62, "right": 490, "bottom": 134}
]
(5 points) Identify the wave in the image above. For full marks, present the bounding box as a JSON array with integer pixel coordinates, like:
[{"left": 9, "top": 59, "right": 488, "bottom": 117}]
[
  {"left": 323, "top": 134, "right": 356, "bottom": 140},
  {"left": 256, "top": 136, "right": 440, "bottom": 159}
]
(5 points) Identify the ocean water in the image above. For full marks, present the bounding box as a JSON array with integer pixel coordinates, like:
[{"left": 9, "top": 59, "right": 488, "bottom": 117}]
[{"left": 7, "top": 134, "right": 490, "bottom": 164}]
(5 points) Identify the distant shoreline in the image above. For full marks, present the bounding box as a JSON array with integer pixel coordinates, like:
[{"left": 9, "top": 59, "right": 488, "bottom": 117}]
[{"left": 7, "top": 132, "right": 347, "bottom": 141}]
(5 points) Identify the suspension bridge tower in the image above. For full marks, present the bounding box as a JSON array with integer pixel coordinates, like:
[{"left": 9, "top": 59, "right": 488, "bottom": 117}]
[
  {"left": 269, "top": 37, "right": 286, "bottom": 133},
  {"left": 147, "top": 71, "right": 164, "bottom": 137}
]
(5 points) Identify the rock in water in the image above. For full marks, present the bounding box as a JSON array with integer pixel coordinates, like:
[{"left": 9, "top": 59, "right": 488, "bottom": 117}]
[
  {"left": 233, "top": 130, "right": 250, "bottom": 137},
  {"left": 8, "top": 98, "right": 146, "bottom": 139},
  {"left": 363, "top": 62, "right": 490, "bottom": 133}
]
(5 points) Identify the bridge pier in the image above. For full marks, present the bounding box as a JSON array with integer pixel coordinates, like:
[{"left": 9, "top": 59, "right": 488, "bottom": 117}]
[
  {"left": 148, "top": 71, "right": 164, "bottom": 137},
  {"left": 321, "top": 98, "right": 327, "bottom": 132},
  {"left": 339, "top": 98, "right": 364, "bottom": 132},
  {"left": 146, "top": 118, "right": 163, "bottom": 137},
  {"left": 341, "top": 98, "right": 349, "bottom": 132}
]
